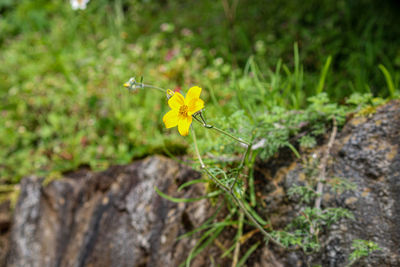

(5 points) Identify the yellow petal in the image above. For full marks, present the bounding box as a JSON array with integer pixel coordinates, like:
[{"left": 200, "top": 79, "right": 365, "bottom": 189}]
[
  {"left": 168, "top": 92, "right": 184, "bottom": 110},
  {"left": 185, "top": 86, "right": 202, "bottom": 105},
  {"left": 188, "top": 98, "right": 204, "bottom": 115},
  {"left": 163, "top": 110, "right": 179, "bottom": 128},
  {"left": 178, "top": 116, "right": 192, "bottom": 136}
]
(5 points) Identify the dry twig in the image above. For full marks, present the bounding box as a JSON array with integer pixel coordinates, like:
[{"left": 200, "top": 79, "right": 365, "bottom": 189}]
[{"left": 314, "top": 117, "right": 337, "bottom": 210}]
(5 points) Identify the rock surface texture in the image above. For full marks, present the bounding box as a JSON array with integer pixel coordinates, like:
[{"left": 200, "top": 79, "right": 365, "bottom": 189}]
[
  {"left": 319, "top": 100, "right": 400, "bottom": 266},
  {"left": 5, "top": 157, "right": 221, "bottom": 267},
  {"left": 3, "top": 100, "right": 400, "bottom": 267},
  {"left": 257, "top": 100, "right": 400, "bottom": 266}
]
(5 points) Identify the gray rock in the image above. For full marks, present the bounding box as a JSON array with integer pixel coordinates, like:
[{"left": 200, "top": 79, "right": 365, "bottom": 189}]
[
  {"left": 258, "top": 100, "right": 400, "bottom": 266},
  {"left": 6, "top": 156, "right": 222, "bottom": 267},
  {"left": 323, "top": 100, "right": 400, "bottom": 266}
]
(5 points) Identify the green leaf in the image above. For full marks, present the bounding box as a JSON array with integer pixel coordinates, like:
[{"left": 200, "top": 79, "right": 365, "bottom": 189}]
[
  {"left": 378, "top": 64, "right": 396, "bottom": 98},
  {"left": 183, "top": 225, "right": 225, "bottom": 267},
  {"left": 237, "top": 242, "right": 260, "bottom": 267},
  {"left": 178, "top": 178, "right": 209, "bottom": 192},
  {"left": 316, "top": 56, "right": 332, "bottom": 94},
  {"left": 243, "top": 201, "right": 268, "bottom": 225},
  {"left": 155, "top": 186, "right": 221, "bottom": 203},
  {"left": 178, "top": 221, "right": 237, "bottom": 241}
]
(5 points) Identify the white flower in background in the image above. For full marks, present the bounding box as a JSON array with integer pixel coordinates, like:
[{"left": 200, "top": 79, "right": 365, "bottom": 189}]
[
  {"left": 160, "top": 23, "right": 175, "bottom": 33},
  {"left": 70, "top": 0, "right": 90, "bottom": 10}
]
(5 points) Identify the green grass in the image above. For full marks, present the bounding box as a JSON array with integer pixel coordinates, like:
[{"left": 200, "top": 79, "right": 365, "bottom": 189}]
[{"left": 0, "top": 0, "right": 399, "bottom": 183}]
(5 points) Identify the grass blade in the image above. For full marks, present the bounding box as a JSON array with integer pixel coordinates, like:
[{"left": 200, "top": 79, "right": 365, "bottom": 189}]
[
  {"left": 178, "top": 178, "right": 209, "bottom": 192},
  {"left": 286, "top": 143, "right": 301, "bottom": 159},
  {"left": 178, "top": 220, "right": 237, "bottom": 240},
  {"left": 243, "top": 201, "right": 268, "bottom": 225},
  {"left": 155, "top": 186, "right": 221, "bottom": 203},
  {"left": 249, "top": 152, "right": 257, "bottom": 207},
  {"left": 183, "top": 225, "right": 225, "bottom": 267},
  {"left": 316, "top": 56, "right": 332, "bottom": 94},
  {"left": 237, "top": 242, "right": 260, "bottom": 267},
  {"left": 378, "top": 64, "right": 396, "bottom": 98}
]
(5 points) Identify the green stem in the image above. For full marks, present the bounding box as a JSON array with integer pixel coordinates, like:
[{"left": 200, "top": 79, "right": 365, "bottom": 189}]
[
  {"left": 249, "top": 152, "right": 257, "bottom": 207},
  {"left": 239, "top": 143, "right": 252, "bottom": 169},
  {"left": 230, "top": 142, "right": 252, "bottom": 190},
  {"left": 192, "top": 126, "right": 206, "bottom": 169},
  {"left": 231, "top": 211, "right": 244, "bottom": 267},
  {"left": 192, "top": 115, "right": 250, "bottom": 146},
  {"left": 142, "top": 83, "right": 166, "bottom": 93},
  {"left": 191, "top": 127, "right": 284, "bottom": 248},
  {"left": 211, "top": 126, "right": 250, "bottom": 146}
]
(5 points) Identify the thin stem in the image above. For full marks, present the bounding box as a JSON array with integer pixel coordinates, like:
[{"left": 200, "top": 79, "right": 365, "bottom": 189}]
[
  {"left": 192, "top": 114, "right": 250, "bottom": 146},
  {"left": 230, "top": 143, "right": 252, "bottom": 190},
  {"left": 248, "top": 152, "right": 258, "bottom": 207},
  {"left": 239, "top": 144, "right": 252, "bottom": 169},
  {"left": 198, "top": 112, "right": 213, "bottom": 128},
  {"left": 192, "top": 126, "right": 206, "bottom": 169},
  {"left": 192, "top": 127, "right": 228, "bottom": 191},
  {"left": 211, "top": 126, "right": 250, "bottom": 146},
  {"left": 315, "top": 117, "right": 337, "bottom": 210},
  {"left": 231, "top": 211, "right": 244, "bottom": 267},
  {"left": 142, "top": 83, "right": 166, "bottom": 93},
  {"left": 191, "top": 127, "right": 284, "bottom": 248}
]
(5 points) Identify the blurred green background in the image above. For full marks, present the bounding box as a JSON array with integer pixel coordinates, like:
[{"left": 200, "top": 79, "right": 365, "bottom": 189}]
[{"left": 0, "top": 0, "right": 399, "bottom": 184}]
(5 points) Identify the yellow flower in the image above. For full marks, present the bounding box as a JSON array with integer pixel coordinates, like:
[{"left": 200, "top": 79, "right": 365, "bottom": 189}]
[{"left": 163, "top": 86, "right": 204, "bottom": 136}]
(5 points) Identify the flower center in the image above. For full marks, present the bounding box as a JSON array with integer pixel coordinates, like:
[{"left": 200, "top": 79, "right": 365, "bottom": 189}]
[{"left": 179, "top": 105, "right": 189, "bottom": 117}]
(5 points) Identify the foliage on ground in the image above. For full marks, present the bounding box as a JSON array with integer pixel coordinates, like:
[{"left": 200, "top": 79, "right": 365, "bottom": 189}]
[{"left": 0, "top": 0, "right": 399, "bottom": 184}]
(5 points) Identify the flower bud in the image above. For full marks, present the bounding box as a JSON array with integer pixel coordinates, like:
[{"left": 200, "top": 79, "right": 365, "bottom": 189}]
[{"left": 166, "top": 89, "right": 174, "bottom": 99}]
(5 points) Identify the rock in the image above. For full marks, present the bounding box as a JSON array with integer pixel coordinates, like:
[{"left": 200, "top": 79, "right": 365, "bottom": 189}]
[
  {"left": 5, "top": 156, "right": 227, "bottom": 267},
  {"left": 0, "top": 201, "right": 11, "bottom": 266},
  {"left": 256, "top": 100, "right": 400, "bottom": 266},
  {"left": 321, "top": 100, "right": 400, "bottom": 266}
]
